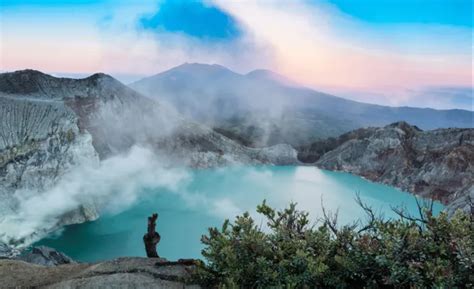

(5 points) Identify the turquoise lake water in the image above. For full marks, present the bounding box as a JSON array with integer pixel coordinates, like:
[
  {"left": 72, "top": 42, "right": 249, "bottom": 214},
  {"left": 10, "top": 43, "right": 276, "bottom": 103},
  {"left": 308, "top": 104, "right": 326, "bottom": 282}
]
[{"left": 36, "top": 166, "right": 443, "bottom": 262}]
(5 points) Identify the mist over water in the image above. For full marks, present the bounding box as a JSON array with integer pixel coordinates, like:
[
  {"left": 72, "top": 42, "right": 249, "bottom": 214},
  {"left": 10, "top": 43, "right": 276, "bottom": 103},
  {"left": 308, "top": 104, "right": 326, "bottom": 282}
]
[
  {"left": 0, "top": 146, "right": 190, "bottom": 249},
  {"left": 37, "top": 166, "right": 444, "bottom": 262}
]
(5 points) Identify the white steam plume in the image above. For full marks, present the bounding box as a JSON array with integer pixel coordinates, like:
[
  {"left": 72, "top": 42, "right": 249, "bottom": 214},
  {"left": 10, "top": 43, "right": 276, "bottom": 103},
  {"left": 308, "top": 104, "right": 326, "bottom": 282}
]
[{"left": 0, "top": 146, "right": 190, "bottom": 248}]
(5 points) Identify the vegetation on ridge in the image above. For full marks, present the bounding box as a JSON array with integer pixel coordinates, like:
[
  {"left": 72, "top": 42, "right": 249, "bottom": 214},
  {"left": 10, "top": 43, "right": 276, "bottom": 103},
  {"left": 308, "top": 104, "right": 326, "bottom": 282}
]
[{"left": 195, "top": 197, "right": 473, "bottom": 288}]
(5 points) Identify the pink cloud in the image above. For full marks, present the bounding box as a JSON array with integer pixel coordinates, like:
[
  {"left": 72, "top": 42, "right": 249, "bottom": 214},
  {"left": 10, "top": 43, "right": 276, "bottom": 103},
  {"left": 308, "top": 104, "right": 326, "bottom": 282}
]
[{"left": 213, "top": 0, "right": 472, "bottom": 103}]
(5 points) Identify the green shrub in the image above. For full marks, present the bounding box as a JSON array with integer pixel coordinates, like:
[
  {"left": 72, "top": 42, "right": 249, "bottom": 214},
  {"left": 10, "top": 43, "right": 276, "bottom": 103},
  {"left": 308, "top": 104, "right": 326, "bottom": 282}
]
[{"left": 195, "top": 198, "right": 473, "bottom": 289}]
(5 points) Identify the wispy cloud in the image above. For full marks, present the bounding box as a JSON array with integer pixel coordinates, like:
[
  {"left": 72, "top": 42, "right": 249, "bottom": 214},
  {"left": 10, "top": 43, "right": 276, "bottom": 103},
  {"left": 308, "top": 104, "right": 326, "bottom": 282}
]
[{"left": 213, "top": 0, "right": 471, "bottom": 91}]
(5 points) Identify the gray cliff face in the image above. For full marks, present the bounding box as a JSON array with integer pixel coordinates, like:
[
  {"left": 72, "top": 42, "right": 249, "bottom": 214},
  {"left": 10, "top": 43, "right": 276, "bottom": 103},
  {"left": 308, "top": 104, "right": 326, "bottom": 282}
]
[
  {"left": 0, "top": 91, "right": 100, "bottom": 248},
  {"left": 0, "top": 70, "right": 298, "bottom": 253},
  {"left": 299, "top": 122, "right": 473, "bottom": 213}
]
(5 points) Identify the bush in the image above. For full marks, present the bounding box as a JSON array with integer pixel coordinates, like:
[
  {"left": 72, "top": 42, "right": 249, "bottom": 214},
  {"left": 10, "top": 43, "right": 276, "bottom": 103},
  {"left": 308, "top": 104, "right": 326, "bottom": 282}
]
[{"left": 195, "top": 197, "right": 473, "bottom": 289}]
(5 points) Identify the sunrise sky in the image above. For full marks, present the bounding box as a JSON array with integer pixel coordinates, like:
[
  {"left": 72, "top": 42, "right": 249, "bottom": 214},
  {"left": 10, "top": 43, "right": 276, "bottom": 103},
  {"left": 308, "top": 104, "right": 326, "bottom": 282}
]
[{"left": 0, "top": 0, "right": 472, "bottom": 110}]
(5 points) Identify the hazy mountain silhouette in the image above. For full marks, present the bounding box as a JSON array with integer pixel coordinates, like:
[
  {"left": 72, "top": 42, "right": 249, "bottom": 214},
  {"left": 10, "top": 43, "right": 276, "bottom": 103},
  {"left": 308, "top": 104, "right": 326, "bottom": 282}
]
[{"left": 131, "top": 63, "right": 473, "bottom": 147}]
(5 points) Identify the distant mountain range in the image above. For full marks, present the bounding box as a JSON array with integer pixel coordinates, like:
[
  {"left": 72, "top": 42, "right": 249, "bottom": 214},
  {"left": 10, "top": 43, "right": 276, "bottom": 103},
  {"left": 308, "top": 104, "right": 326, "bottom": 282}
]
[{"left": 131, "top": 63, "right": 473, "bottom": 147}]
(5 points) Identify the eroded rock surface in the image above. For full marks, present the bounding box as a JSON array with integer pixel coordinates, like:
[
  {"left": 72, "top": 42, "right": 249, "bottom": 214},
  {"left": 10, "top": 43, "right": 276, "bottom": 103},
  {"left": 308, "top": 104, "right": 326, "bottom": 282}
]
[
  {"left": 298, "top": 122, "right": 474, "bottom": 214},
  {"left": 0, "top": 257, "right": 201, "bottom": 289},
  {"left": 0, "top": 84, "right": 100, "bottom": 251}
]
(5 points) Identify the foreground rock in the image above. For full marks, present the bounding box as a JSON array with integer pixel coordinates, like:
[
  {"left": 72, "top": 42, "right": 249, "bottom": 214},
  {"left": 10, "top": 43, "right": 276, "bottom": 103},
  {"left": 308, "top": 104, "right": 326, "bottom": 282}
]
[
  {"left": 0, "top": 257, "right": 200, "bottom": 289},
  {"left": 298, "top": 122, "right": 474, "bottom": 214}
]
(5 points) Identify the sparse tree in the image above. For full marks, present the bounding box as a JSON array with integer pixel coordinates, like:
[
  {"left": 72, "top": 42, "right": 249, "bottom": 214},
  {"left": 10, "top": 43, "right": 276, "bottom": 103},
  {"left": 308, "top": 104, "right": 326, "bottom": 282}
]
[{"left": 195, "top": 197, "right": 473, "bottom": 288}]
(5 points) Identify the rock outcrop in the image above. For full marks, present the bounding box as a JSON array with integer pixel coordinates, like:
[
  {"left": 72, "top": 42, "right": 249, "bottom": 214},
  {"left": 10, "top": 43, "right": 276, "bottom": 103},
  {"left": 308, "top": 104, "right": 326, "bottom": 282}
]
[
  {"left": 0, "top": 70, "right": 298, "bottom": 255},
  {"left": 0, "top": 257, "right": 201, "bottom": 289},
  {"left": 298, "top": 122, "right": 474, "bottom": 213},
  {"left": 0, "top": 242, "right": 17, "bottom": 259},
  {"left": 16, "top": 246, "right": 75, "bottom": 267}
]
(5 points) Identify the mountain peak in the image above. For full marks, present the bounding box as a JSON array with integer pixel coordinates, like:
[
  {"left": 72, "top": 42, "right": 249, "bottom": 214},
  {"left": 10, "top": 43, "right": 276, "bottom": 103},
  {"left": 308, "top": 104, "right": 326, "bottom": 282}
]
[
  {"left": 246, "top": 69, "right": 277, "bottom": 77},
  {"left": 170, "top": 62, "right": 234, "bottom": 75},
  {"left": 0, "top": 69, "right": 128, "bottom": 99},
  {"left": 8, "top": 69, "right": 47, "bottom": 76},
  {"left": 84, "top": 72, "right": 123, "bottom": 87},
  {"left": 87, "top": 72, "right": 114, "bottom": 80},
  {"left": 0, "top": 69, "right": 56, "bottom": 95},
  {"left": 131, "top": 63, "right": 241, "bottom": 87},
  {"left": 386, "top": 121, "right": 423, "bottom": 134},
  {"left": 1, "top": 69, "right": 53, "bottom": 81}
]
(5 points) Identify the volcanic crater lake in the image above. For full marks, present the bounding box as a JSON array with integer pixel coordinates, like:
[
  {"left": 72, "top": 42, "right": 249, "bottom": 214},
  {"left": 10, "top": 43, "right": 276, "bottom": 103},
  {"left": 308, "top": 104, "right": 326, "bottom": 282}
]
[{"left": 37, "top": 166, "right": 443, "bottom": 262}]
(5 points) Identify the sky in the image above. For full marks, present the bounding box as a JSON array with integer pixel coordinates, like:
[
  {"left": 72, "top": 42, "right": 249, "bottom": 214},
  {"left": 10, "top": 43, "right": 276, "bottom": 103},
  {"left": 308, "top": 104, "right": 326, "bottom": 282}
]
[{"left": 0, "top": 0, "right": 472, "bottom": 110}]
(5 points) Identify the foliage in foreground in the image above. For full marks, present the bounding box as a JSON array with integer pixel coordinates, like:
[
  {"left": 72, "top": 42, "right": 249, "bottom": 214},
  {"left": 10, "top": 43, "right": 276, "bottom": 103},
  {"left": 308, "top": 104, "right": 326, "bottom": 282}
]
[{"left": 195, "top": 198, "right": 473, "bottom": 289}]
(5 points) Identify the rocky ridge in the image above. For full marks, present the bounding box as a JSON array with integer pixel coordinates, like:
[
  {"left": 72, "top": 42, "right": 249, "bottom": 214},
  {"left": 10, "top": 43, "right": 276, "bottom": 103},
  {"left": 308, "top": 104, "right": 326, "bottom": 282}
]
[{"left": 298, "top": 122, "right": 474, "bottom": 214}]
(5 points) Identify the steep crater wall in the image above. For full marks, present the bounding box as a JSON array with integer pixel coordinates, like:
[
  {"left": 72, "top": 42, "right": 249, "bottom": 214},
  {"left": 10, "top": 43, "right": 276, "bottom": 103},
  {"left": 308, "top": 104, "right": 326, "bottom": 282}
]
[{"left": 298, "top": 122, "right": 474, "bottom": 214}]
